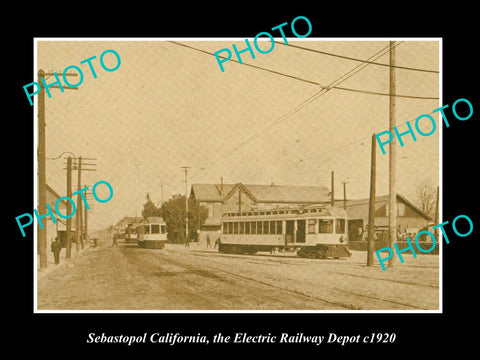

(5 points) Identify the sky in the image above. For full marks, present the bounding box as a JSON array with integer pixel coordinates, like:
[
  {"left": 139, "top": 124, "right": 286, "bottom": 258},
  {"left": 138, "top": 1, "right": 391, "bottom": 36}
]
[{"left": 35, "top": 38, "right": 440, "bottom": 231}]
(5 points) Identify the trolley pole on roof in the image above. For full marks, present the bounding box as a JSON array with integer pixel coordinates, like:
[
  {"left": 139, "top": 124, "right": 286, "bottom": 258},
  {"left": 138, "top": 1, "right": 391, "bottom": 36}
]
[
  {"left": 330, "top": 171, "right": 335, "bottom": 206},
  {"left": 181, "top": 166, "right": 191, "bottom": 241}
]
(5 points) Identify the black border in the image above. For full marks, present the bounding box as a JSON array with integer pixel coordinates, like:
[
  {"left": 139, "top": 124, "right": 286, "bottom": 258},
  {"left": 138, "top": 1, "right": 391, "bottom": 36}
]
[{"left": 6, "top": 6, "right": 478, "bottom": 356}]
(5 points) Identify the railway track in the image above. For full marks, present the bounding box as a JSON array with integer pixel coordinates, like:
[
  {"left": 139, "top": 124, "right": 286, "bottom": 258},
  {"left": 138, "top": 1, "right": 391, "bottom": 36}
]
[{"left": 177, "top": 250, "right": 438, "bottom": 310}]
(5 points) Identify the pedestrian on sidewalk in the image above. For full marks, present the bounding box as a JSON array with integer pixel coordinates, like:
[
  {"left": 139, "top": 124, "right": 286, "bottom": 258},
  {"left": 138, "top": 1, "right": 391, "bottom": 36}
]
[
  {"left": 51, "top": 237, "right": 62, "bottom": 265},
  {"left": 185, "top": 236, "right": 190, "bottom": 247},
  {"left": 111, "top": 236, "right": 117, "bottom": 247},
  {"left": 206, "top": 235, "right": 211, "bottom": 248}
]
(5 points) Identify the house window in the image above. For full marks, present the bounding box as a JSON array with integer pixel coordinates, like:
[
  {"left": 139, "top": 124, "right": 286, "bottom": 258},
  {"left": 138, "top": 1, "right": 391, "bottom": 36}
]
[
  {"left": 318, "top": 219, "right": 333, "bottom": 233},
  {"left": 208, "top": 203, "right": 214, "bottom": 217},
  {"left": 308, "top": 219, "right": 316, "bottom": 234},
  {"left": 335, "top": 219, "right": 345, "bottom": 234}
]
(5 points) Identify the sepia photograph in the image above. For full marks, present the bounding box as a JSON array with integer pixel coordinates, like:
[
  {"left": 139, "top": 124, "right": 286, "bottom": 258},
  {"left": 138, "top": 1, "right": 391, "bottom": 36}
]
[{"left": 32, "top": 38, "right": 441, "bottom": 312}]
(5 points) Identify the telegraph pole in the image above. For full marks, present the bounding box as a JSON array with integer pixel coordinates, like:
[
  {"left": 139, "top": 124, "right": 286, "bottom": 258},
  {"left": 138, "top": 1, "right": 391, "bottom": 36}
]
[
  {"left": 388, "top": 41, "right": 397, "bottom": 268},
  {"left": 64, "top": 156, "right": 96, "bottom": 251},
  {"left": 66, "top": 156, "right": 73, "bottom": 258},
  {"left": 76, "top": 156, "right": 83, "bottom": 250},
  {"left": 37, "top": 70, "right": 47, "bottom": 268},
  {"left": 367, "top": 134, "right": 377, "bottom": 266},
  {"left": 160, "top": 183, "right": 164, "bottom": 208},
  {"left": 36, "top": 69, "right": 77, "bottom": 268},
  {"left": 342, "top": 181, "right": 347, "bottom": 210},
  {"left": 181, "top": 166, "right": 190, "bottom": 241},
  {"left": 434, "top": 186, "right": 439, "bottom": 240}
]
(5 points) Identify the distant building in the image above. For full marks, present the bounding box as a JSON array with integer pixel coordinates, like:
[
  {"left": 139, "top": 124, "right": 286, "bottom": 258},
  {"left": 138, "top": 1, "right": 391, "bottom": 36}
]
[
  {"left": 45, "top": 184, "right": 73, "bottom": 249},
  {"left": 334, "top": 194, "right": 433, "bottom": 243},
  {"left": 190, "top": 182, "right": 331, "bottom": 244},
  {"left": 116, "top": 216, "right": 144, "bottom": 233}
]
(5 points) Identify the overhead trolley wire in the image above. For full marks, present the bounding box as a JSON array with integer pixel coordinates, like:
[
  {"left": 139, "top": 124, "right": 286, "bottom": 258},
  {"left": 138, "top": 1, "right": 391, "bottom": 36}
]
[
  {"left": 169, "top": 41, "right": 439, "bottom": 100},
  {"left": 274, "top": 41, "right": 440, "bottom": 74}
]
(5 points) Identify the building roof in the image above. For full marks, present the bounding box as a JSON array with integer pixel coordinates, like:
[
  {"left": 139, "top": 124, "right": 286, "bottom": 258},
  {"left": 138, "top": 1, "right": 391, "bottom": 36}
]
[
  {"left": 333, "top": 194, "right": 432, "bottom": 221},
  {"left": 191, "top": 183, "right": 331, "bottom": 203},
  {"left": 46, "top": 184, "right": 67, "bottom": 210}
]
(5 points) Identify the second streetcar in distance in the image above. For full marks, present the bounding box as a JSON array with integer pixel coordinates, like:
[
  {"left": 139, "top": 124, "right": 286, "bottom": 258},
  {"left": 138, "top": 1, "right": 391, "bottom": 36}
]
[
  {"left": 136, "top": 216, "right": 168, "bottom": 249},
  {"left": 219, "top": 205, "right": 351, "bottom": 259}
]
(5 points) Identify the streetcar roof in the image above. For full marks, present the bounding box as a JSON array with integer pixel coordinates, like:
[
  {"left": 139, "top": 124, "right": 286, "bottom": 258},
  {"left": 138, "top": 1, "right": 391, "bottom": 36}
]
[{"left": 222, "top": 205, "right": 347, "bottom": 219}]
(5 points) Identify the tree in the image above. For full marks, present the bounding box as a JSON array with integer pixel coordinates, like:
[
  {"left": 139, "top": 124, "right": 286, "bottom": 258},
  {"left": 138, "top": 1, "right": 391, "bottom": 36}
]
[
  {"left": 416, "top": 181, "right": 437, "bottom": 219},
  {"left": 161, "top": 195, "right": 208, "bottom": 242},
  {"left": 142, "top": 193, "right": 162, "bottom": 218}
]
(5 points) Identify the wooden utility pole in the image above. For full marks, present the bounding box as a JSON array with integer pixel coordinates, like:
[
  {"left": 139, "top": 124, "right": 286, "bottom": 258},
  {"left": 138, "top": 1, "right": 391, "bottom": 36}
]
[
  {"left": 36, "top": 70, "right": 77, "bottom": 268},
  {"left": 367, "top": 134, "right": 377, "bottom": 266},
  {"left": 66, "top": 156, "right": 72, "bottom": 258},
  {"left": 64, "top": 157, "right": 96, "bottom": 250},
  {"left": 37, "top": 70, "right": 47, "bottom": 269},
  {"left": 388, "top": 41, "right": 397, "bottom": 268},
  {"left": 181, "top": 166, "right": 190, "bottom": 241},
  {"left": 342, "top": 182, "right": 347, "bottom": 210},
  {"left": 76, "top": 156, "right": 83, "bottom": 250},
  {"left": 434, "top": 186, "right": 439, "bottom": 239},
  {"left": 330, "top": 171, "right": 335, "bottom": 206}
]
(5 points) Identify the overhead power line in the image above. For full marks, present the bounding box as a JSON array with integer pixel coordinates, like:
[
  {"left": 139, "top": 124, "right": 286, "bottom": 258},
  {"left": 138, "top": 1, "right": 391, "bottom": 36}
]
[
  {"left": 169, "top": 41, "right": 438, "bottom": 100},
  {"left": 205, "top": 42, "right": 404, "bottom": 168},
  {"left": 275, "top": 41, "right": 439, "bottom": 74}
]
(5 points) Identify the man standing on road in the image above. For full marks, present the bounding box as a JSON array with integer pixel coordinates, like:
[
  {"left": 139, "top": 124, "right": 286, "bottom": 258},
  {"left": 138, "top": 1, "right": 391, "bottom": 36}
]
[
  {"left": 51, "top": 237, "right": 62, "bottom": 265},
  {"left": 206, "top": 235, "right": 211, "bottom": 248}
]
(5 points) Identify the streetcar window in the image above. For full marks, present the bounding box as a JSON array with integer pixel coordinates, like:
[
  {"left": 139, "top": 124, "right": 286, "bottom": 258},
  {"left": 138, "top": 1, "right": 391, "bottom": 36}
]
[
  {"left": 239, "top": 222, "right": 244, "bottom": 234},
  {"left": 270, "top": 221, "right": 276, "bottom": 234},
  {"left": 245, "top": 222, "right": 250, "bottom": 234},
  {"left": 223, "top": 223, "right": 228, "bottom": 234},
  {"left": 276, "top": 221, "right": 283, "bottom": 234},
  {"left": 257, "top": 221, "right": 263, "bottom": 234},
  {"left": 251, "top": 221, "right": 257, "bottom": 234},
  {"left": 318, "top": 219, "right": 333, "bottom": 233},
  {"left": 229, "top": 222, "right": 234, "bottom": 234},
  {"left": 263, "top": 221, "right": 269, "bottom": 234},
  {"left": 308, "top": 219, "right": 317, "bottom": 234},
  {"left": 335, "top": 219, "right": 346, "bottom": 234},
  {"left": 161, "top": 225, "right": 166, "bottom": 234},
  {"left": 234, "top": 222, "right": 239, "bottom": 234},
  {"left": 151, "top": 224, "right": 160, "bottom": 234},
  {"left": 144, "top": 225, "right": 150, "bottom": 234}
]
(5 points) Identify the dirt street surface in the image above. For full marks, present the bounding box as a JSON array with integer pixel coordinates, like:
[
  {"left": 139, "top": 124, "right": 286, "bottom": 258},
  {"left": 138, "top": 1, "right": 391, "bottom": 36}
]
[{"left": 37, "top": 238, "right": 439, "bottom": 311}]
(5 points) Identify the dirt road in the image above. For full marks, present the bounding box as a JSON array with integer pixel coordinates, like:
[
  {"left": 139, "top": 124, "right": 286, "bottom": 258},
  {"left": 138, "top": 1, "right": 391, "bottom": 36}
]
[{"left": 37, "top": 239, "right": 439, "bottom": 311}]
